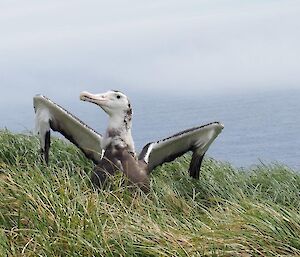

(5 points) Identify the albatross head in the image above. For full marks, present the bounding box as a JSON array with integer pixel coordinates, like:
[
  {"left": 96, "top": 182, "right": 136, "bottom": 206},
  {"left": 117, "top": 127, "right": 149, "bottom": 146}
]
[
  {"left": 80, "top": 90, "right": 131, "bottom": 118},
  {"left": 80, "top": 90, "right": 135, "bottom": 153}
]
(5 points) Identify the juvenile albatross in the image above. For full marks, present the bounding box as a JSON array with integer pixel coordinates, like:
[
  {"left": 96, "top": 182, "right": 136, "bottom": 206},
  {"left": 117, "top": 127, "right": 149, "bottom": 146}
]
[{"left": 34, "top": 90, "right": 224, "bottom": 192}]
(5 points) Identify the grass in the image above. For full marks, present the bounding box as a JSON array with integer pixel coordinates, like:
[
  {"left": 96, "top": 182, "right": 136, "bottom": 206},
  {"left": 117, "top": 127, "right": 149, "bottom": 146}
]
[{"left": 0, "top": 129, "right": 300, "bottom": 256}]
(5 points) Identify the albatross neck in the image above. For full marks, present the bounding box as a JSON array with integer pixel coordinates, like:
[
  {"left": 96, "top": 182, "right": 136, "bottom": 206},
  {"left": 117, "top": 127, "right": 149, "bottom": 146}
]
[{"left": 106, "top": 112, "right": 135, "bottom": 153}]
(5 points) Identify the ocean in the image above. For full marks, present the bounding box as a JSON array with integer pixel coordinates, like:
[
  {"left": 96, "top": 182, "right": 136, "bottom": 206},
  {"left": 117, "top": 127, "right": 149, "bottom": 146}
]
[{"left": 1, "top": 88, "right": 299, "bottom": 170}]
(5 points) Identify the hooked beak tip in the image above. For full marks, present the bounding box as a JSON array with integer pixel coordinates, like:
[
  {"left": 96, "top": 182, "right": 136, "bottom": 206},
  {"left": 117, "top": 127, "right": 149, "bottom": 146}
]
[{"left": 80, "top": 91, "right": 91, "bottom": 101}]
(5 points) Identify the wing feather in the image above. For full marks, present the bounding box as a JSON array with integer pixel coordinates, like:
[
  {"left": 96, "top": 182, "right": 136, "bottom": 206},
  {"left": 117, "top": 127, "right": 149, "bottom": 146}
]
[
  {"left": 139, "top": 122, "right": 224, "bottom": 175},
  {"left": 33, "top": 95, "right": 103, "bottom": 164}
]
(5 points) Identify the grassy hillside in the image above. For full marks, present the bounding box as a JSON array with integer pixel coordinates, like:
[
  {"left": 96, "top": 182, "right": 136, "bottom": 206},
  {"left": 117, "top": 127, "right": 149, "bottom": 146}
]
[{"left": 0, "top": 130, "right": 300, "bottom": 256}]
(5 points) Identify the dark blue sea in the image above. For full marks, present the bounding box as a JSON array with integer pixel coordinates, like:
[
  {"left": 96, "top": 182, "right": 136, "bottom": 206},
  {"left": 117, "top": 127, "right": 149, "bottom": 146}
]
[{"left": 1, "top": 88, "right": 300, "bottom": 170}]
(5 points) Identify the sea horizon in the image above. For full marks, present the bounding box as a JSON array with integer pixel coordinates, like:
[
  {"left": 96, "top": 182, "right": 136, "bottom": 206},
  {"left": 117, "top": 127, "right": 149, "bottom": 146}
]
[{"left": 1, "top": 87, "right": 299, "bottom": 170}]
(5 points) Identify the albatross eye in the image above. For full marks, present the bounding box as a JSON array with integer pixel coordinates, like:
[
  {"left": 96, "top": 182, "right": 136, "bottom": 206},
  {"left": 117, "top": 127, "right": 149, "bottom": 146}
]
[{"left": 116, "top": 95, "right": 121, "bottom": 99}]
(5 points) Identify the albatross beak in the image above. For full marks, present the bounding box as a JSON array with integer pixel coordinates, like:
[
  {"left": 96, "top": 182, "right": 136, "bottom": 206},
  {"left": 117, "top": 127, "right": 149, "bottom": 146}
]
[{"left": 80, "top": 91, "right": 108, "bottom": 106}]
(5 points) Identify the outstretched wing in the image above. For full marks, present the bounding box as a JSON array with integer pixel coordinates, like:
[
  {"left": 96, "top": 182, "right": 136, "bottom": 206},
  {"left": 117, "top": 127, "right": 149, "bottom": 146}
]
[
  {"left": 138, "top": 122, "right": 224, "bottom": 179},
  {"left": 33, "top": 95, "right": 103, "bottom": 164}
]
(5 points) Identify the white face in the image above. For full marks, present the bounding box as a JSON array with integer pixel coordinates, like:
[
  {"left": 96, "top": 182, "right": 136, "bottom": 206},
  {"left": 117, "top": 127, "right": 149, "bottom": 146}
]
[{"left": 80, "top": 90, "right": 130, "bottom": 116}]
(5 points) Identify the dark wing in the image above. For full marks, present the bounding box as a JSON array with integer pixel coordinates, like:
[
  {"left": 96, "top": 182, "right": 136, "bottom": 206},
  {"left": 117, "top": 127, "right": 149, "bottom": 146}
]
[
  {"left": 33, "top": 95, "right": 103, "bottom": 164},
  {"left": 138, "top": 122, "right": 224, "bottom": 179}
]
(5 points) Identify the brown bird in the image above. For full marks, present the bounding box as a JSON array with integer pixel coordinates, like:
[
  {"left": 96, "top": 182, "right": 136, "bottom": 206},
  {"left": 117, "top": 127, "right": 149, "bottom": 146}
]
[{"left": 34, "top": 90, "right": 224, "bottom": 192}]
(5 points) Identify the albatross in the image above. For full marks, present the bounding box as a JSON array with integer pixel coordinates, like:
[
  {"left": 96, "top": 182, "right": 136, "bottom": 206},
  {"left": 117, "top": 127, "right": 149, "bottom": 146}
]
[{"left": 33, "top": 90, "right": 224, "bottom": 192}]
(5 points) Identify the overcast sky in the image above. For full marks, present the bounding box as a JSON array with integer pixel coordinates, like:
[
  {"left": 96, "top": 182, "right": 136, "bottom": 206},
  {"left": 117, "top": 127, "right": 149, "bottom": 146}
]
[{"left": 1, "top": 0, "right": 299, "bottom": 102}]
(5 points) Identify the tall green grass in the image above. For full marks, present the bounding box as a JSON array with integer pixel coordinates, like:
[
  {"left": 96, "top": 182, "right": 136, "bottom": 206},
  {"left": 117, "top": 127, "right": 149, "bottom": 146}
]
[{"left": 0, "top": 130, "right": 300, "bottom": 256}]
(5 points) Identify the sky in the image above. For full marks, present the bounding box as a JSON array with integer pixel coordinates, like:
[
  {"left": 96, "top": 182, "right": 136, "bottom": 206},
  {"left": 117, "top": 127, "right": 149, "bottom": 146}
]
[{"left": 0, "top": 0, "right": 299, "bottom": 103}]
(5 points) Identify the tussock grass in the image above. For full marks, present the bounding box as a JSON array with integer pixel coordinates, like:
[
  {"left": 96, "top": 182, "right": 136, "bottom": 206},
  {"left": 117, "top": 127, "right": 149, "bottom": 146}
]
[{"left": 0, "top": 130, "right": 300, "bottom": 256}]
